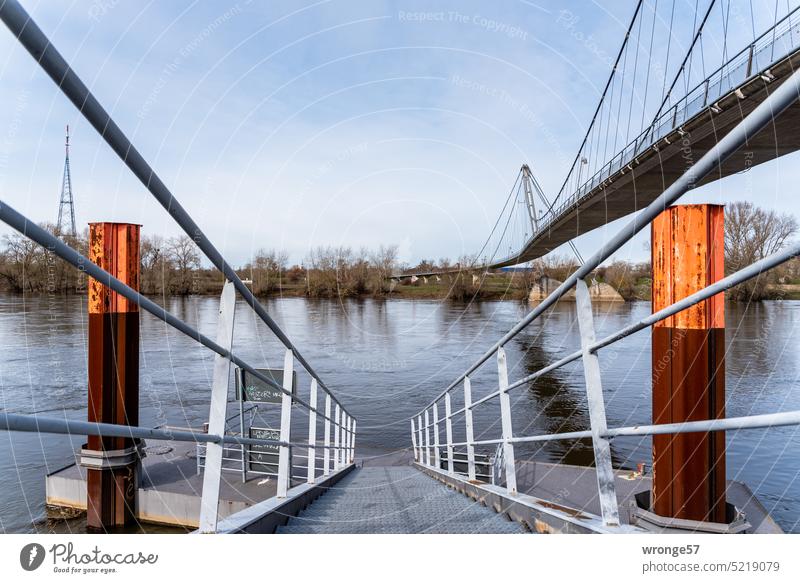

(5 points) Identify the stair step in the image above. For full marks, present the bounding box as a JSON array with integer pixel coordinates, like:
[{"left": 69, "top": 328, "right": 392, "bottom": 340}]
[{"left": 277, "top": 466, "right": 528, "bottom": 534}]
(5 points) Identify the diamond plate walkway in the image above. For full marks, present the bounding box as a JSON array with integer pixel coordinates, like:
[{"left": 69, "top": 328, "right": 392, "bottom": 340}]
[{"left": 277, "top": 466, "right": 528, "bottom": 534}]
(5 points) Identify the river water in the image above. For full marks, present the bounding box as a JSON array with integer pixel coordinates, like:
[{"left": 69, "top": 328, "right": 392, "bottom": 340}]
[{"left": 1, "top": 293, "right": 798, "bottom": 533}]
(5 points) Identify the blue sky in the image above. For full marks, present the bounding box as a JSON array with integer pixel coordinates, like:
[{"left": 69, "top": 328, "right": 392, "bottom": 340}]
[{"left": 1, "top": 0, "right": 798, "bottom": 267}]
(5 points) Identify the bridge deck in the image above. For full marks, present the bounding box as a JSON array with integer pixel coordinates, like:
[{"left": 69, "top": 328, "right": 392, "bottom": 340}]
[{"left": 276, "top": 466, "right": 528, "bottom": 534}]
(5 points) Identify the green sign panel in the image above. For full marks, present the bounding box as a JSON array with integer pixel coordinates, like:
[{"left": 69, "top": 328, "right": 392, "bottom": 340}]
[
  {"left": 248, "top": 427, "right": 285, "bottom": 474},
  {"left": 235, "top": 368, "right": 297, "bottom": 404}
]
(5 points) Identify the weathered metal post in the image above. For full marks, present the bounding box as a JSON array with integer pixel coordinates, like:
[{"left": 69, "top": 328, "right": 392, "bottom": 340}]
[
  {"left": 651, "top": 204, "right": 726, "bottom": 523},
  {"left": 85, "top": 222, "right": 140, "bottom": 531}
]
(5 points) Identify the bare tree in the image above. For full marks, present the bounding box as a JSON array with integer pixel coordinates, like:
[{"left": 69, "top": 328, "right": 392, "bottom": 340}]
[
  {"left": 141, "top": 234, "right": 172, "bottom": 295},
  {"left": 725, "top": 201, "right": 798, "bottom": 300},
  {"left": 167, "top": 235, "right": 201, "bottom": 295},
  {"left": 246, "top": 248, "right": 288, "bottom": 295},
  {"left": 369, "top": 244, "right": 398, "bottom": 295}
]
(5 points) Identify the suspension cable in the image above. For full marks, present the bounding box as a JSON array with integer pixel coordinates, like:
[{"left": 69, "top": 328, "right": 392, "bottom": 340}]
[
  {"left": 555, "top": 0, "right": 645, "bottom": 199},
  {"left": 642, "top": 0, "right": 717, "bottom": 143}
]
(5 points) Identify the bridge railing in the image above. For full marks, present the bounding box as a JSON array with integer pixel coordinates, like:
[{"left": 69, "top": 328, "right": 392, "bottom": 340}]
[
  {"left": 548, "top": 6, "right": 800, "bottom": 239},
  {"left": 0, "top": 0, "right": 356, "bottom": 533},
  {"left": 411, "top": 60, "right": 800, "bottom": 527}
]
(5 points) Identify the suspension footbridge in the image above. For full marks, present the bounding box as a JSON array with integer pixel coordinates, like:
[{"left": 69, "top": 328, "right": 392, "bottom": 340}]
[{"left": 1, "top": 0, "right": 799, "bottom": 535}]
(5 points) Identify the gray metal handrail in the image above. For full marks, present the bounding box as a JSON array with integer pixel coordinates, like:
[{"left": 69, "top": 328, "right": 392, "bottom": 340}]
[{"left": 412, "top": 60, "right": 800, "bottom": 527}]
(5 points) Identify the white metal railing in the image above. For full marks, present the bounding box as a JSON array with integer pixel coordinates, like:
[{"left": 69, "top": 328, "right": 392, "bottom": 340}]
[
  {"left": 0, "top": 0, "right": 357, "bottom": 534},
  {"left": 411, "top": 63, "right": 800, "bottom": 527}
]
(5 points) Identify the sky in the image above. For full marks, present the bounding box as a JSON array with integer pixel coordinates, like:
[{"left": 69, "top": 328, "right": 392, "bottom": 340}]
[{"left": 1, "top": 0, "right": 798, "bottom": 268}]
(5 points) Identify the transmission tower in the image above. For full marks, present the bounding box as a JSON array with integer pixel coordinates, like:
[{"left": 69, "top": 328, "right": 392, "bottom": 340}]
[{"left": 56, "top": 125, "right": 77, "bottom": 237}]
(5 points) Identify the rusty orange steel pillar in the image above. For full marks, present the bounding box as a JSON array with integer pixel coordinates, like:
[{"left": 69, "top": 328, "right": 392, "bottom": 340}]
[
  {"left": 651, "top": 204, "right": 726, "bottom": 523},
  {"left": 86, "top": 222, "right": 140, "bottom": 531}
]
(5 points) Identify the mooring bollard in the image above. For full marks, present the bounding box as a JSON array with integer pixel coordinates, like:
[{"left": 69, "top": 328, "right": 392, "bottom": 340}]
[
  {"left": 84, "top": 222, "right": 141, "bottom": 530},
  {"left": 651, "top": 204, "right": 726, "bottom": 523}
]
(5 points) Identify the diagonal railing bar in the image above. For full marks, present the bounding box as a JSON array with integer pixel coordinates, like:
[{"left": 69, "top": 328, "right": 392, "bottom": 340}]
[
  {"left": 0, "top": 0, "right": 351, "bottom": 418},
  {"left": 0, "top": 200, "right": 341, "bottom": 427}
]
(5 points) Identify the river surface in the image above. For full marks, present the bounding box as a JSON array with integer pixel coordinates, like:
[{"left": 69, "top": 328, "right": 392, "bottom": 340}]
[{"left": 1, "top": 293, "right": 798, "bottom": 533}]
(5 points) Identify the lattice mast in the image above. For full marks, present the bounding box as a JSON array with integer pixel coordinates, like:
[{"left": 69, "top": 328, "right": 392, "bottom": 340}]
[{"left": 56, "top": 124, "right": 77, "bottom": 237}]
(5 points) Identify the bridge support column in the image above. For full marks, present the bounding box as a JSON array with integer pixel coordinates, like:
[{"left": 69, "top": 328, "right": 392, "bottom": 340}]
[
  {"left": 651, "top": 204, "right": 726, "bottom": 523},
  {"left": 85, "top": 222, "right": 140, "bottom": 531}
]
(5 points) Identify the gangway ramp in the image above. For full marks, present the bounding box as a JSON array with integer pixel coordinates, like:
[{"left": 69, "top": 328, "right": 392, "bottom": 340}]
[{"left": 277, "top": 466, "right": 527, "bottom": 534}]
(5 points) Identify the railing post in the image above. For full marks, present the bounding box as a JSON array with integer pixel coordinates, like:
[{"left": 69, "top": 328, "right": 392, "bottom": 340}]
[
  {"left": 306, "top": 379, "right": 318, "bottom": 484},
  {"left": 432, "top": 402, "right": 441, "bottom": 470},
  {"left": 444, "top": 393, "right": 454, "bottom": 474},
  {"left": 333, "top": 404, "right": 341, "bottom": 471},
  {"left": 417, "top": 414, "right": 423, "bottom": 464},
  {"left": 323, "top": 394, "right": 331, "bottom": 476},
  {"left": 575, "top": 278, "right": 620, "bottom": 526},
  {"left": 411, "top": 418, "right": 418, "bottom": 461},
  {"left": 198, "top": 280, "right": 236, "bottom": 533},
  {"left": 276, "top": 349, "right": 294, "bottom": 498},
  {"left": 350, "top": 419, "right": 356, "bottom": 463},
  {"left": 496, "top": 347, "right": 517, "bottom": 494},
  {"left": 424, "top": 409, "right": 431, "bottom": 466},
  {"left": 341, "top": 414, "right": 349, "bottom": 468},
  {"left": 463, "top": 377, "right": 476, "bottom": 480},
  {"left": 237, "top": 368, "right": 247, "bottom": 484},
  {"left": 342, "top": 415, "right": 353, "bottom": 466}
]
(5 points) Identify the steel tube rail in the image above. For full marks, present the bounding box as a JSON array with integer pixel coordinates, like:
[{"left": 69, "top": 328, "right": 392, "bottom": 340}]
[
  {"left": 0, "top": 412, "right": 291, "bottom": 448},
  {"left": 424, "top": 59, "right": 800, "bottom": 409},
  {"left": 0, "top": 200, "right": 340, "bottom": 426},
  {"left": 0, "top": 0, "right": 352, "bottom": 419},
  {"left": 445, "top": 410, "right": 800, "bottom": 448},
  {"left": 605, "top": 411, "right": 800, "bottom": 438}
]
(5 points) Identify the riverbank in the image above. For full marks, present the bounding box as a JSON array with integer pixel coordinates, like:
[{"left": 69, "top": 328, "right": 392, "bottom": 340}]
[{"left": 4, "top": 280, "right": 798, "bottom": 301}]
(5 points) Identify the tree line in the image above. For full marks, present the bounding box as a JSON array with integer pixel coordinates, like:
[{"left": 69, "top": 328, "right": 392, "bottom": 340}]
[{"left": 0, "top": 202, "right": 797, "bottom": 301}]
